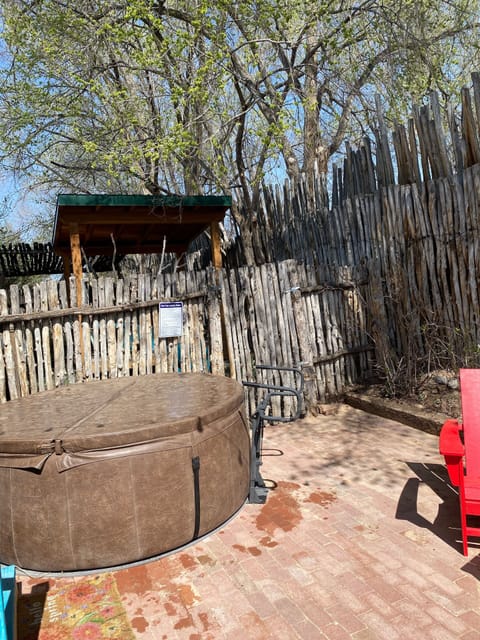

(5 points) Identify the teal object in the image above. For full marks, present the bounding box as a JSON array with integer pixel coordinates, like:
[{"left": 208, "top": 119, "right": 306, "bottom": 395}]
[
  {"left": 0, "top": 565, "right": 15, "bottom": 640},
  {"left": 56, "top": 193, "right": 231, "bottom": 209}
]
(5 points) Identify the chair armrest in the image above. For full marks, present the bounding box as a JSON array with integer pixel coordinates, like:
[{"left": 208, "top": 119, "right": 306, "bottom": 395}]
[
  {"left": 439, "top": 419, "right": 464, "bottom": 486},
  {"left": 439, "top": 419, "right": 464, "bottom": 457}
]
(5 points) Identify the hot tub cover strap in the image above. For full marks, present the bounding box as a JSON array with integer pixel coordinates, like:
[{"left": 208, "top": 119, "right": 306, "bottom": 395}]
[
  {"left": 192, "top": 456, "right": 201, "bottom": 540},
  {"left": 0, "top": 452, "right": 50, "bottom": 470}
]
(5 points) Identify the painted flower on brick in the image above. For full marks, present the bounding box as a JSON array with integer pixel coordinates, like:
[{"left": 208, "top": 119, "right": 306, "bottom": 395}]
[
  {"left": 66, "top": 608, "right": 88, "bottom": 625},
  {"left": 72, "top": 621, "right": 102, "bottom": 640},
  {"left": 39, "top": 628, "right": 71, "bottom": 640},
  {"left": 66, "top": 583, "right": 98, "bottom": 605},
  {"left": 104, "top": 616, "right": 131, "bottom": 635},
  {"left": 99, "top": 605, "right": 116, "bottom": 618}
]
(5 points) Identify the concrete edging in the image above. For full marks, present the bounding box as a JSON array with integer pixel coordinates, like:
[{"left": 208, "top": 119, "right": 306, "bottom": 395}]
[{"left": 343, "top": 393, "right": 448, "bottom": 436}]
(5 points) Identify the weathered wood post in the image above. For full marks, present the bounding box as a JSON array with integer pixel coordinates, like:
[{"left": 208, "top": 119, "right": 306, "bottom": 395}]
[
  {"left": 210, "top": 220, "right": 222, "bottom": 272},
  {"left": 365, "top": 259, "right": 399, "bottom": 391},
  {"left": 69, "top": 224, "right": 82, "bottom": 308},
  {"left": 69, "top": 224, "right": 85, "bottom": 378},
  {"left": 288, "top": 263, "right": 318, "bottom": 414},
  {"left": 210, "top": 220, "right": 235, "bottom": 377},
  {"left": 207, "top": 221, "right": 225, "bottom": 376}
]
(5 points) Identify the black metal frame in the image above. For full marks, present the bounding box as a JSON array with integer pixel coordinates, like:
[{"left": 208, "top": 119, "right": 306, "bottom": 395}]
[{"left": 243, "top": 365, "right": 304, "bottom": 504}]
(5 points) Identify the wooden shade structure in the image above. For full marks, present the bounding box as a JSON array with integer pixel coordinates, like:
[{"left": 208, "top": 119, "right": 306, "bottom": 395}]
[{"left": 53, "top": 193, "right": 231, "bottom": 306}]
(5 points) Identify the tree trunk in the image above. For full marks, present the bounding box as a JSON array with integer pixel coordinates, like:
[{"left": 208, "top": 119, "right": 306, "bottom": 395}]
[{"left": 302, "top": 28, "right": 320, "bottom": 189}]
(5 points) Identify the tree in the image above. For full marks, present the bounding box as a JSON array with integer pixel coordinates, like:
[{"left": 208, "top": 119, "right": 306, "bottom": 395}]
[{"left": 0, "top": 0, "right": 478, "bottom": 264}]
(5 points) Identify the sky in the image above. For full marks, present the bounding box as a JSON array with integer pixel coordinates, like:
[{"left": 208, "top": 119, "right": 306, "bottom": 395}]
[{"left": 0, "top": 172, "right": 55, "bottom": 243}]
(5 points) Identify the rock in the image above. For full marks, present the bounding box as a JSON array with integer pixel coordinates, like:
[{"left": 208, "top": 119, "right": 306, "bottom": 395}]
[{"left": 317, "top": 403, "right": 340, "bottom": 416}]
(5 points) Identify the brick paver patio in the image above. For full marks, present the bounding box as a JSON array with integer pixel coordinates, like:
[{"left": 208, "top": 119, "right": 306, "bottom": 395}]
[{"left": 17, "top": 405, "right": 480, "bottom": 638}]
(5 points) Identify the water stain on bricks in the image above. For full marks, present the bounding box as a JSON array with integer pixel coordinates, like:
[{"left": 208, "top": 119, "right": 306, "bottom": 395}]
[
  {"left": 131, "top": 615, "right": 149, "bottom": 633},
  {"left": 197, "top": 554, "right": 216, "bottom": 566},
  {"left": 115, "top": 565, "right": 154, "bottom": 595},
  {"left": 165, "top": 601, "right": 177, "bottom": 616},
  {"left": 305, "top": 489, "right": 336, "bottom": 507},
  {"left": 178, "top": 584, "right": 198, "bottom": 606},
  {"left": 260, "top": 535, "right": 279, "bottom": 548},
  {"left": 255, "top": 481, "right": 303, "bottom": 535},
  {"left": 174, "top": 613, "right": 194, "bottom": 630},
  {"left": 146, "top": 556, "right": 180, "bottom": 587},
  {"left": 233, "top": 544, "right": 262, "bottom": 556},
  {"left": 199, "top": 611, "right": 212, "bottom": 631},
  {"left": 179, "top": 553, "right": 197, "bottom": 570}
]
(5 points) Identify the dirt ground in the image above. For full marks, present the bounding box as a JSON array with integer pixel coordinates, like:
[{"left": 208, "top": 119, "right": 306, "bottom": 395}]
[{"left": 347, "top": 369, "right": 462, "bottom": 421}]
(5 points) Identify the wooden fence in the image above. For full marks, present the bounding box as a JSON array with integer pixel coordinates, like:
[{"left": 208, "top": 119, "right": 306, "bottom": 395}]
[
  {"left": 0, "top": 268, "right": 222, "bottom": 397},
  {"left": 220, "top": 261, "right": 371, "bottom": 413},
  {"left": 358, "top": 165, "right": 480, "bottom": 376},
  {"left": 222, "top": 75, "right": 480, "bottom": 267},
  {"left": 0, "top": 261, "right": 371, "bottom": 414},
  {"left": 262, "top": 164, "right": 480, "bottom": 382},
  {"left": 216, "top": 77, "right": 480, "bottom": 388}
]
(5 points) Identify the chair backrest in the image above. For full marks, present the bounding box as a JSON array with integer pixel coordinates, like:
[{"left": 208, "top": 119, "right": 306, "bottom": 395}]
[{"left": 460, "top": 369, "right": 480, "bottom": 476}]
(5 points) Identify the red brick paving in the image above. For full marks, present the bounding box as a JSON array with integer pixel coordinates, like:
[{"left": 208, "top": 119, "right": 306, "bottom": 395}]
[{"left": 17, "top": 405, "right": 480, "bottom": 638}]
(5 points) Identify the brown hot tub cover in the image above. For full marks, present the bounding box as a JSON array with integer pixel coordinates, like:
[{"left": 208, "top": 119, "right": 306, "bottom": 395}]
[{"left": 0, "top": 373, "right": 250, "bottom": 572}]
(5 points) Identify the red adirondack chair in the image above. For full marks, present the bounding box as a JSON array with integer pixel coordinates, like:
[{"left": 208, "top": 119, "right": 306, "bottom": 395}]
[{"left": 439, "top": 368, "right": 480, "bottom": 555}]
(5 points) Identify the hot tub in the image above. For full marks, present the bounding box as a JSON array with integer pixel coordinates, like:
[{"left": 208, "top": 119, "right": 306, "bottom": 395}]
[{"left": 0, "top": 373, "right": 250, "bottom": 572}]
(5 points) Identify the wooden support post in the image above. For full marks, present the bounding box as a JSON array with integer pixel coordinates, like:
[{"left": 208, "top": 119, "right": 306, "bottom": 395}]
[
  {"left": 210, "top": 220, "right": 222, "bottom": 271},
  {"left": 69, "top": 225, "right": 85, "bottom": 377},
  {"left": 210, "top": 220, "right": 234, "bottom": 377},
  {"left": 69, "top": 226, "right": 83, "bottom": 308}
]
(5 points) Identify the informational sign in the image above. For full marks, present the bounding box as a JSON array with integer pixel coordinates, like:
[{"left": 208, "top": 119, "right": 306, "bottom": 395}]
[{"left": 159, "top": 301, "right": 184, "bottom": 338}]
